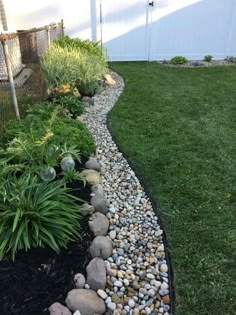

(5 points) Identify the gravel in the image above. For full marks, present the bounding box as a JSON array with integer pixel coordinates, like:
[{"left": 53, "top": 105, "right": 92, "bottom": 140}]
[{"left": 84, "top": 71, "right": 171, "bottom": 314}]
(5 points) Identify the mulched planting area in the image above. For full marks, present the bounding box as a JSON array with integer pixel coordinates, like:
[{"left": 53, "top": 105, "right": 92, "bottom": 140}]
[
  {"left": 0, "top": 215, "right": 93, "bottom": 315},
  {"left": 0, "top": 157, "right": 93, "bottom": 315}
]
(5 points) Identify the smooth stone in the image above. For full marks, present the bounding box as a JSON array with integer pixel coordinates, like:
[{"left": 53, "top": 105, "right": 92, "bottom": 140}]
[
  {"left": 97, "top": 289, "right": 108, "bottom": 300},
  {"left": 85, "top": 159, "right": 101, "bottom": 171},
  {"left": 112, "top": 293, "right": 121, "bottom": 304},
  {"left": 65, "top": 289, "right": 105, "bottom": 315},
  {"left": 109, "top": 230, "right": 117, "bottom": 239},
  {"left": 123, "top": 279, "right": 129, "bottom": 286},
  {"left": 160, "top": 283, "right": 169, "bottom": 290},
  {"left": 90, "top": 236, "right": 113, "bottom": 259},
  {"left": 107, "top": 302, "right": 116, "bottom": 312},
  {"left": 114, "top": 280, "right": 123, "bottom": 287},
  {"left": 160, "top": 264, "right": 168, "bottom": 273},
  {"left": 81, "top": 169, "right": 101, "bottom": 185},
  {"left": 154, "top": 281, "right": 162, "bottom": 288},
  {"left": 107, "top": 268, "right": 117, "bottom": 277},
  {"left": 148, "top": 289, "right": 155, "bottom": 297},
  {"left": 84, "top": 284, "right": 90, "bottom": 289},
  {"left": 86, "top": 257, "right": 106, "bottom": 290},
  {"left": 73, "top": 311, "right": 82, "bottom": 315},
  {"left": 91, "top": 184, "right": 104, "bottom": 195},
  {"left": 159, "top": 290, "right": 169, "bottom": 297},
  {"left": 49, "top": 302, "right": 72, "bottom": 315},
  {"left": 80, "top": 203, "right": 95, "bottom": 216},
  {"left": 82, "top": 96, "right": 94, "bottom": 105},
  {"left": 74, "top": 273, "right": 86, "bottom": 289},
  {"left": 104, "top": 73, "right": 116, "bottom": 85},
  {"left": 90, "top": 195, "right": 108, "bottom": 214},
  {"left": 128, "top": 299, "right": 135, "bottom": 308},
  {"left": 89, "top": 212, "right": 109, "bottom": 236},
  {"left": 162, "top": 295, "right": 170, "bottom": 305},
  {"left": 147, "top": 274, "right": 155, "bottom": 280}
]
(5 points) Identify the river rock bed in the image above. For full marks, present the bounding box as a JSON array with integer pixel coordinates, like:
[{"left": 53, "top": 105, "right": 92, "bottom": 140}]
[{"left": 84, "top": 72, "right": 171, "bottom": 315}]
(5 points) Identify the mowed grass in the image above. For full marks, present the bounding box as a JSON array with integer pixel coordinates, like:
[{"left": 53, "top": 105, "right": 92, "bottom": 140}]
[{"left": 108, "top": 62, "right": 236, "bottom": 315}]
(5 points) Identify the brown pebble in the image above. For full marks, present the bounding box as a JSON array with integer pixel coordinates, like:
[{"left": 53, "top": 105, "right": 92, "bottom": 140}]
[{"left": 162, "top": 294, "right": 170, "bottom": 304}]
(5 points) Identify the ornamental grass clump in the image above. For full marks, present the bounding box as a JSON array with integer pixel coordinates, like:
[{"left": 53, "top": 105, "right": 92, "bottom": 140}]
[
  {"left": 41, "top": 37, "right": 108, "bottom": 95},
  {"left": 0, "top": 174, "right": 81, "bottom": 260}
]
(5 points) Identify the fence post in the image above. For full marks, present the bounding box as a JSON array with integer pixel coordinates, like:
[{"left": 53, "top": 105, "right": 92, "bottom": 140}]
[
  {"left": 2, "top": 39, "right": 20, "bottom": 120},
  {"left": 61, "top": 19, "right": 64, "bottom": 36},
  {"left": 47, "top": 27, "right": 51, "bottom": 49}
]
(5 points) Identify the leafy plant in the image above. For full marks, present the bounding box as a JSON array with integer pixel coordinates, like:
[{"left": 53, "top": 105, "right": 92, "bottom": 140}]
[
  {"left": 224, "top": 56, "right": 236, "bottom": 63},
  {"left": 4, "top": 102, "right": 96, "bottom": 159},
  {"left": 170, "top": 56, "right": 188, "bottom": 65},
  {"left": 54, "top": 95, "right": 86, "bottom": 117},
  {"left": 204, "top": 55, "right": 213, "bottom": 62},
  {"left": 62, "top": 169, "right": 86, "bottom": 185},
  {"left": 0, "top": 174, "right": 82, "bottom": 260}
]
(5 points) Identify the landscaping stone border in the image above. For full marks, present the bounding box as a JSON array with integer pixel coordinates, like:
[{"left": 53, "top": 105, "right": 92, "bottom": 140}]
[{"left": 49, "top": 71, "right": 174, "bottom": 315}]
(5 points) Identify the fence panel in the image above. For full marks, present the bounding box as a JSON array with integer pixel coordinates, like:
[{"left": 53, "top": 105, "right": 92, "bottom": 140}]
[{"left": 0, "top": 20, "right": 64, "bottom": 131}]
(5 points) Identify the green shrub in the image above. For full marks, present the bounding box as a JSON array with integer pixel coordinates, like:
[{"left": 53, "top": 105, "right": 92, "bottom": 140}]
[
  {"left": 0, "top": 174, "right": 81, "bottom": 260},
  {"left": 41, "top": 37, "right": 108, "bottom": 96},
  {"left": 204, "top": 55, "right": 213, "bottom": 62},
  {"left": 54, "top": 94, "right": 86, "bottom": 117},
  {"left": 224, "top": 56, "right": 236, "bottom": 63},
  {"left": 170, "top": 56, "right": 188, "bottom": 65}
]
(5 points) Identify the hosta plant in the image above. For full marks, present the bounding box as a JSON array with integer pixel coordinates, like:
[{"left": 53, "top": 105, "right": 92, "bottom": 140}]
[{"left": 0, "top": 174, "right": 82, "bottom": 260}]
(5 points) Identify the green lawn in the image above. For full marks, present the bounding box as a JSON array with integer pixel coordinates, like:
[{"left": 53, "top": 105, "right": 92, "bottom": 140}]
[{"left": 108, "top": 62, "right": 236, "bottom": 315}]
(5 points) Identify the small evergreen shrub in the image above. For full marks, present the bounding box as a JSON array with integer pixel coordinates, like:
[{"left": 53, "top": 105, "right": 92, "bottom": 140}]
[{"left": 170, "top": 56, "right": 188, "bottom": 65}]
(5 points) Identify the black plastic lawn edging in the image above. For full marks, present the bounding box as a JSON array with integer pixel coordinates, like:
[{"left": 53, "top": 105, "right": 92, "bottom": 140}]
[{"left": 106, "top": 92, "right": 176, "bottom": 315}]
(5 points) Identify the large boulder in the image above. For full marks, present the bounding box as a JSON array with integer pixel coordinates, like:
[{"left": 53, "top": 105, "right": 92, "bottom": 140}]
[
  {"left": 85, "top": 158, "right": 101, "bottom": 172},
  {"left": 89, "top": 212, "right": 109, "bottom": 236},
  {"left": 80, "top": 170, "right": 101, "bottom": 185},
  {"left": 65, "top": 289, "right": 105, "bottom": 315},
  {"left": 91, "top": 184, "right": 104, "bottom": 196},
  {"left": 49, "top": 302, "right": 72, "bottom": 315},
  {"left": 90, "top": 195, "right": 108, "bottom": 214},
  {"left": 90, "top": 236, "right": 113, "bottom": 259},
  {"left": 80, "top": 203, "right": 95, "bottom": 216},
  {"left": 86, "top": 258, "right": 106, "bottom": 290}
]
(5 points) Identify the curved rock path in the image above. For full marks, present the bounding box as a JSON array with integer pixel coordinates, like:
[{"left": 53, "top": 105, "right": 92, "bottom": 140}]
[{"left": 84, "top": 72, "right": 171, "bottom": 315}]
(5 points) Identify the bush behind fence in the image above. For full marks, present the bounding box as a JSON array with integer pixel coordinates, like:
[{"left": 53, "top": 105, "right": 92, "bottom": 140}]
[{"left": 0, "top": 20, "right": 64, "bottom": 130}]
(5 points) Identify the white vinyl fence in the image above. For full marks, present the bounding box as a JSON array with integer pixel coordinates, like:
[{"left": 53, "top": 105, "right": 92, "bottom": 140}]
[{"left": 3, "top": 0, "right": 236, "bottom": 61}]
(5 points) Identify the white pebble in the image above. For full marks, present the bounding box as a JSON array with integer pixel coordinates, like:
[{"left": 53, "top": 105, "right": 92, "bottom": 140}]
[
  {"left": 97, "top": 289, "right": 108, "bottom": 300},
  {"left": 114, "top": 280, "right": 123, "bottom": 287},
  {"left": 108, "top": 302, "right": 116, "bottom": 311},
  {"left": 128, "top": 299, "right": 135, "bottom": 308},
  {"left": 146, "top": 273, "right": 155, "bottom": 280}
]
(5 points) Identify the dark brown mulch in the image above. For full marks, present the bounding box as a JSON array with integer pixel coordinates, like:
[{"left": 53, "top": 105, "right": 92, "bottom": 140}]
[
  {"left": 0, "top": 215, "right": 93, "bottom": 315},
  {"left": 0, "top": 160, "right": 93, "bottom": 315}
]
